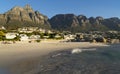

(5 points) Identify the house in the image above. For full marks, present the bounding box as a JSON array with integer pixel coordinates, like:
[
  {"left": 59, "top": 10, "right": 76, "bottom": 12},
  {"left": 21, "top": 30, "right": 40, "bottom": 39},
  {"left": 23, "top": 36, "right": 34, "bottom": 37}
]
[
  {"left": 110, "top": 39, "right": 120, "bottom": 44},
  {"left": 20, "top": 34, "right": 29, "bottom": 41},
  {"left": 29, "top": 35, "right": 40, "bottom": 40},
  {"left": 5, "top": 33, "right": 19, "bottom": 39},
  {"left": 0, "top": 26, "right": 6, "bottom": 30},
  {"left": 64, "top": 34, "right": 75, "bottom": 40},
  {"left": 43, "top": 36, "right": 49, "bottom": 39},
  {"left": 47, "top": 30, "right": 53, "bottom": 34},
  {"left": 27, "top": 27, "right": 38, "bottom": 31},
  {"left": 38, "top": 28, "right": 46, "bottom": 33},
  {"left": 55, "top": 34, "right": 61, "bottom": 38},
  {"left": 108, "top": 30, "right": 118, "bottom": 34},
  {"left": 18, "top": 27, "right": 38, "bottom": 33},
  {"left": 18, "top": 27, "right": 31, "bottom": 33}
]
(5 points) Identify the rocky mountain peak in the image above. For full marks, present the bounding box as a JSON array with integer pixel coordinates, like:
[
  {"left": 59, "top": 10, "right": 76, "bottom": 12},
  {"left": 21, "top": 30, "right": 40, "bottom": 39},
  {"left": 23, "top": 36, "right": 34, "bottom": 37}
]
[
  {"left": 96, "top": 16, "right": 104, "bottom": 21},
  {"left": 0, "top": 4, "right": 51, "bottom": 30},
  {"left": 24, "top": 4, "right": 34, "bottom": 13},
  {"left": 78, "top": 15, "right": 87, "bottom": 19}
]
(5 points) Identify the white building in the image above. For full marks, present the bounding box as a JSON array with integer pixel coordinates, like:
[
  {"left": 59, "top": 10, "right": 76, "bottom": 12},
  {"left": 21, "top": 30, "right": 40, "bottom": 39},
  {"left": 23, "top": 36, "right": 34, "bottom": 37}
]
[
  {"left": 47, "top": 30, "right": 53, "bottom": 34},
  {"left": 18, "top": 27, "right": 38, "bottom": 33},
  {"left": 29, "top": 35, "right": 40, "bottom": 40},
  {"left": 38, "top": 28, "right": 46, "bottom": 33},
  {"left": 20, "top": 34, "right": 29, "bottom": 41},
  {"left": 64, "top": 34, "right": 75, "bottom": 40},
  {"left": 5, "top": 33, "right": 18, "bottom": 39},
  {"left": 0, "top": 26, "right": 6, "bottom": 30},
  {"left": 55, "top": 34, "right": 61, "bottom": 38}
]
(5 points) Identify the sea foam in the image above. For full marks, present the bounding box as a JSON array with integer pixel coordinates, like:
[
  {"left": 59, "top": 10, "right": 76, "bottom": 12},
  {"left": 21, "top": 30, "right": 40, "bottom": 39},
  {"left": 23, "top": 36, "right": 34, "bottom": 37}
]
[{"left": 71, "top": 48, "right": 96, "bottom": 54}]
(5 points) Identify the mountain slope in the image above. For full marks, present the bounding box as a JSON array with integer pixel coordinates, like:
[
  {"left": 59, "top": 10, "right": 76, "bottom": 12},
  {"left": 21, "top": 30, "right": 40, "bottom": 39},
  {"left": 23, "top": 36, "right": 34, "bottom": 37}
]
[
  {"left": 49, "top": 14, "right": 120, "bottom": 32},
  {"left": 0, "top": 4, "right": 50, "bottom": 30}
]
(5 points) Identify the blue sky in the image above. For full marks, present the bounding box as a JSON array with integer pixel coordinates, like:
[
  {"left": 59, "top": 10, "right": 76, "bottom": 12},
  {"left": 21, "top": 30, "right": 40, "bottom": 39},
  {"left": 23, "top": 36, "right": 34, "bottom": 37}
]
[{"left": 0, "top": 0, "right": 120, "bottom": 18}]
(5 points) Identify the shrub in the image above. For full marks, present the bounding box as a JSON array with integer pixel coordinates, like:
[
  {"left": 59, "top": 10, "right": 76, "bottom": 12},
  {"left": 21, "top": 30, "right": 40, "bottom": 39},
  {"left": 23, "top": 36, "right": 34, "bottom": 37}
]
[{"left": 36, "top": 40, "right": 41, "bottom": 43}]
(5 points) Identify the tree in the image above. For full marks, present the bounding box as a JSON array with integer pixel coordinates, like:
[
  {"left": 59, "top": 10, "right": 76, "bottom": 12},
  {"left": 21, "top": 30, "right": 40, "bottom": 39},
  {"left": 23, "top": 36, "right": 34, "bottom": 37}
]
[
  {"left": 0, "top": 31, "right": 5, "bottom": 41},
  {"left": 0, "top": 31, "right": 5, "bottom": 36}
]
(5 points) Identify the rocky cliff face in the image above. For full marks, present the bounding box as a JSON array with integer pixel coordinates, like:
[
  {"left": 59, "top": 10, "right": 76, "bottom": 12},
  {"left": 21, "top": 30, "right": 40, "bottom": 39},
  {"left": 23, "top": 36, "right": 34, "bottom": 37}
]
[
  {"left": 50, "top": 14, "right": 120, "bottom": 32},
  {"left": 49, "top": 14, "right": 79, "bottom": 30},
  {"left": 0, "top": 4, "right": 50, "bottom": 30}
]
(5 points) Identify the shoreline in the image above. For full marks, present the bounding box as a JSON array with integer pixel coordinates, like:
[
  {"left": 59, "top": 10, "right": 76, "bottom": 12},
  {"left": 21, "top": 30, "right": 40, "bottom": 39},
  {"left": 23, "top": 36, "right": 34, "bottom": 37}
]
[
  {"left": 0, "top": 42, "right": 109, "bottom": 66},
  {"left": 0, "top": 42, "right": 109, "bottom": 74}
]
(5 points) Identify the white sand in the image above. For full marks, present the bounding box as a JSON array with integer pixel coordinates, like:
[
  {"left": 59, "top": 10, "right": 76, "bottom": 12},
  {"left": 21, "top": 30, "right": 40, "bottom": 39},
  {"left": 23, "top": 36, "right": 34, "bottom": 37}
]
[{"left": 0, "top": 41, "right": 109, "bottom": 67}]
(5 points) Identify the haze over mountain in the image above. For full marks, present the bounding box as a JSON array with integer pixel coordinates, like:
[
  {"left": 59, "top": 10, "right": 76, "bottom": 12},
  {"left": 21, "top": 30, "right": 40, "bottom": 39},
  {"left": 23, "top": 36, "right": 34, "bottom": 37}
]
[{"left": 0, "top": 4, "right": 50, "bottom": 30}]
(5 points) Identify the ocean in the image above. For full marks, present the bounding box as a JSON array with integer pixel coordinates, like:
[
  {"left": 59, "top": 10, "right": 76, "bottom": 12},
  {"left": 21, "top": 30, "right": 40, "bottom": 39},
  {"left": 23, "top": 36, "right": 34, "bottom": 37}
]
[
  {"left": 0, "top": 68, "right": 10, "bottom": 74},
  {"left": 2, "top": 44, "right": 120, "bottom": 74},
  {"left": 35, "top": 44, "right": 120, "bottom": 74}
]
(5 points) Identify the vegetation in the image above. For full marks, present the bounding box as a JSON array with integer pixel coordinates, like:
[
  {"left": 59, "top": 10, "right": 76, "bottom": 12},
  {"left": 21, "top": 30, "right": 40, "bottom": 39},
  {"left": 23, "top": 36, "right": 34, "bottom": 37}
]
[
  {"left": 36, "top": 40, "right": 41, "bottom": 43},
  {"left": 0, "top": 31, "right": 5, "bottom": 41}
]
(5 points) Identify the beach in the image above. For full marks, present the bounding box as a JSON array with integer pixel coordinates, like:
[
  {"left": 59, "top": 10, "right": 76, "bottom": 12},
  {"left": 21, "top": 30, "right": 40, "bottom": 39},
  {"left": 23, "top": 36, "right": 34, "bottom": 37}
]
[{"left": 0, "top": 41, "right": 109, "bottom": 74}]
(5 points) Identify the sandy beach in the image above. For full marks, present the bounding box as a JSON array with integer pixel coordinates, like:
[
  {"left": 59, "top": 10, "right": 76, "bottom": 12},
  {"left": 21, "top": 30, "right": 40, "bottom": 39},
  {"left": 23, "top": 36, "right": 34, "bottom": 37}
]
[
  {"left": 0, "top": 41, "right": 108, "bottom": 67},
  {"left": 0, "top": 41, "right": 110, "bottom": 74}
]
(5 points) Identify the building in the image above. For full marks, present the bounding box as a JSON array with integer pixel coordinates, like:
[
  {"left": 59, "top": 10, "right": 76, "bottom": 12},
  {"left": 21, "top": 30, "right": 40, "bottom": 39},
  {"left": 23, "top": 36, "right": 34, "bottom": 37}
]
[
  {"left": 29, "top": 35, "right": 40, "bottom": 40},
  {"left": 0, "top": 26, "right": 6, "bottom": 30},
  {"left": 55, "top": 34, "right": 62, "bottom": 38},
  {"left": 18, "top": 27, "right": 38, "bottom": 33},
  {"left": 38, "top": 28, "right": 46, "bottom": 33},
  {"left": 5, "top": 33, "right": 18, "bottom": 39},
  {"left": 64, "top": 34, "right": 75, "bottom": 40},
  {"left": 20, "top": 34, "right": 29, "bottom": 41}
]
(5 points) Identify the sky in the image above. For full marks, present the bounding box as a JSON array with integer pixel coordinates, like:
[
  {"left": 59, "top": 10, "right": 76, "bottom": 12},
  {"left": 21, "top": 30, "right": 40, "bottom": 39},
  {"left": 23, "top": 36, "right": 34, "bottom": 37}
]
[{"left": 0, "top": 0, "right": 120, "bottom": 18}]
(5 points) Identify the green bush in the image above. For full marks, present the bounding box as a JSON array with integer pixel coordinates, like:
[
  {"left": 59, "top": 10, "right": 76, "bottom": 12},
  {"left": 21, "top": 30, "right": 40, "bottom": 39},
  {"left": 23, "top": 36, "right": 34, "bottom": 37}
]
[{"left": 36, "top": 40, "right": 41, "bottom": 43}]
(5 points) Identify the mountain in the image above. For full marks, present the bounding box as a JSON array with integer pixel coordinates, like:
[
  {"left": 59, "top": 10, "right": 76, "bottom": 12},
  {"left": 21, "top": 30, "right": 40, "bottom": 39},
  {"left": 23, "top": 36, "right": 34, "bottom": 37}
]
[
  {"left": 49, "top": 14, "right": 120, "bottom": 32},
  {"left": 0, "top": 4, "right": 50, "bottom": 30},
  {"left": 1, "top": 5, "right": 120, "bottom": 32}
]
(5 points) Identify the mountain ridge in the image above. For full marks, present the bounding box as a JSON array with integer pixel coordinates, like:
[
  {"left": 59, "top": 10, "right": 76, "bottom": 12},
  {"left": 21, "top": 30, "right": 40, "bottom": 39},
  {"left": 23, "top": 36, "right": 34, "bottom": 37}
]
[
  {"left": 0, "top": 4, "right": 51, "bottom": 30},
  {"left": 0, "top": 5, "right": 120, "bottom": 32},
  {"left": 49, "top": 14, "right": 120, "bottom": 32}
]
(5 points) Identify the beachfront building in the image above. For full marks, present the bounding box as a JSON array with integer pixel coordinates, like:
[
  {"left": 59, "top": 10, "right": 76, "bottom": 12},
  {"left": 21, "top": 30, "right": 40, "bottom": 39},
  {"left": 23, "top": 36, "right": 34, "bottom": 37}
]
[
  {"left": 47, "top": 30, "right": 53, "bottom": 34},
  {"left": 5, "top": 33, "right": 19, "bottom": 39},
  {"left": 110, "top": 39, "right": 120, "bottom": 44},
  {"left": 64, "top": 34, "right": 76, "bottom": 40},
  {"left": 19, "top": 34, "right": 29, "bottom": 41},
  {"left": 18, "top": 27, "right": 38, "bottom": 33},
  {"left": 29, "top": 35, "right": 40, "bottom": 40},
  {"left": 55, "top": 34, "right": 62, "bottom": 39},
  {"left": 108, "top": 30, "right": 118, "bottom": 34},
  {"left": 38, "top": 28, "right": 46, "bottom": 33},
  {"left": 0, "top": 26, "right": 6, "bottom": 30},
  {"left": 38, "top": 28, "right": 53, "bottom": 34},
  {"left": 43, "top": 36, "right": 49, "bottom": 39}
]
